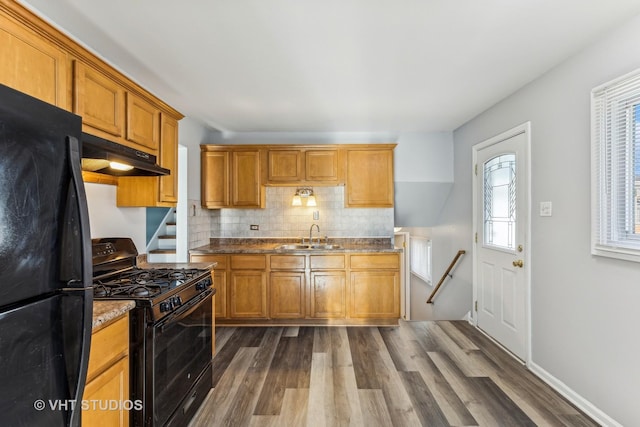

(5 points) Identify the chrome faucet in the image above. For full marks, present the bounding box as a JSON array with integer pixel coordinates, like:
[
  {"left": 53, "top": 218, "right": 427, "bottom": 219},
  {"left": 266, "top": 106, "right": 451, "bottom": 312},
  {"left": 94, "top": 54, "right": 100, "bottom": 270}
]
[{"left": 309, "top": 223, "right": 320, "bottom": 245}]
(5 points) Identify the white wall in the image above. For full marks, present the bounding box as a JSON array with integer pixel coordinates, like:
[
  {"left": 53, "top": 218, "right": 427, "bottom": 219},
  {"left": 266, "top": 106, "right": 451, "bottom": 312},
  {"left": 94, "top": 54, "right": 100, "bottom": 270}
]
[
  {"left": 84, "top": 183, "right": 146, "bottom": 252},
  {"left": 177, "top": 117, "right": 217, "bottom": 249},
  {"left": 394, "top": 132, "right": 454, "bottom": 182},
  {"left": 394, "top": 132, "right": 454, "bottom": 226},
  {"left": 178, "top": 116, "right": 214, "bottom": 201},
  {"left": 438, "top": 14, "right": 640, "bottom": 427}
]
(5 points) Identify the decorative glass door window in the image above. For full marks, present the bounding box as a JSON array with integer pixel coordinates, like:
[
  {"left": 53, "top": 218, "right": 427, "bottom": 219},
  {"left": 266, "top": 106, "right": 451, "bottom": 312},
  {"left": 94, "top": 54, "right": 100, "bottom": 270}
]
[{"left": 483, "top": 154, "right": 516, "bottom": 250}]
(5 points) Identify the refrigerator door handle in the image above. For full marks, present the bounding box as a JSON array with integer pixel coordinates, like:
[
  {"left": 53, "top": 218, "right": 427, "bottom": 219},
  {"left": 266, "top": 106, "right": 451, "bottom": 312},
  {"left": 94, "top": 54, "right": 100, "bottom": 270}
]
[
  {"left": 65, "top": 136, "right": 93, "bottom": 427},
  {"left": 67, "top": 135, "right": 93, "bottom": 288}
]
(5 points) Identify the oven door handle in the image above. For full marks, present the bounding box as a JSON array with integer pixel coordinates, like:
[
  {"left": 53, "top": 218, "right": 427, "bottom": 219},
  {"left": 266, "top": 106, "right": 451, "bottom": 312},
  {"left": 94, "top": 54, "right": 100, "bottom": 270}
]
[{"left": 158, "top": 289, "right": 213, "bottom": 329}]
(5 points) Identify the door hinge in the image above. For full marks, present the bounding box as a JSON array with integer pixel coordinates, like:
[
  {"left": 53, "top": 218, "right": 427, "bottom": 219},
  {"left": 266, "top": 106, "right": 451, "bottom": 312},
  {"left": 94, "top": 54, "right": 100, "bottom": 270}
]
[
  {"left": 475, "top": 232, "right": 478, "bottom": 243},
  {"left": 474, "top": 164, "right": 478, "bottom": 175},
  {"left": 475, "top": 300, "right": 478, "bottom": 311}
]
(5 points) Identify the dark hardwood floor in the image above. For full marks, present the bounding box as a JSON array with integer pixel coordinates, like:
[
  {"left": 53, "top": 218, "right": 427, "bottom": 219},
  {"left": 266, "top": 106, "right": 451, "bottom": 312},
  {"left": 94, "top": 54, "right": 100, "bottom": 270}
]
[{"left": 189, "top": 321, "right": 598, "bottom": 426}]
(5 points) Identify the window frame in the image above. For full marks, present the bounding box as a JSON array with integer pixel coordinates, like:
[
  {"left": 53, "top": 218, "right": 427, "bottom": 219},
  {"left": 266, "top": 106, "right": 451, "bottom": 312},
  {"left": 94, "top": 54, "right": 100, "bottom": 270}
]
[
  {"left": 591, "top": 68, "right": 640, "bottom": 262},
  {"left": 410, "top": 236, "right": 431, "bottom": 283}
]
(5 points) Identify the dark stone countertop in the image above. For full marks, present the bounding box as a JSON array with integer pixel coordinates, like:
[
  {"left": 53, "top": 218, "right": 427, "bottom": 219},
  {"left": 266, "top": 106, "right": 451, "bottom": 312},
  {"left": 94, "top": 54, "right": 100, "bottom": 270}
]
[{"left": 189, "top": 238, "right": 402, "bottom": 255}]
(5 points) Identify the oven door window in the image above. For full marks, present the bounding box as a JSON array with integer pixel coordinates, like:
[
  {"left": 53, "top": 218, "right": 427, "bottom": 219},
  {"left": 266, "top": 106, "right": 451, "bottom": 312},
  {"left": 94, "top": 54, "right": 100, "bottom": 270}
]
[{"left": 152, "top": 292, "right": 212, "bottom": 425}]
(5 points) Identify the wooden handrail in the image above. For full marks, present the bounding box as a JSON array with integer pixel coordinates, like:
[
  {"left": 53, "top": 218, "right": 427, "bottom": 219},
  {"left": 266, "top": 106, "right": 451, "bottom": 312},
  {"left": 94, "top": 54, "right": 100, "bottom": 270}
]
[{"left": 426, "top": 250, "right": 466, "bottom": 304}]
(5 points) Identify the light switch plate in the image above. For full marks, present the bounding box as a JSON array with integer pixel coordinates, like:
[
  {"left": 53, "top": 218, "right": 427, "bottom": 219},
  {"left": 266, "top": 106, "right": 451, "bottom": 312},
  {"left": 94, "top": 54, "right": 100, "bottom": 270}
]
[
  {"left": 313, "top": 211, "right": 320, "bottom": 220},
  {"left": 540, "top": 201, "right": 552, "bottom": 217}
]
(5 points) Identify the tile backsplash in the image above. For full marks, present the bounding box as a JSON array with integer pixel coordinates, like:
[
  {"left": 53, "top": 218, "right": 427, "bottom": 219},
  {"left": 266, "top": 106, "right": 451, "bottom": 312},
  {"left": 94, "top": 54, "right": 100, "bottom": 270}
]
[{"left": 189, "top": 186, "right": 394, "bottom": 245}]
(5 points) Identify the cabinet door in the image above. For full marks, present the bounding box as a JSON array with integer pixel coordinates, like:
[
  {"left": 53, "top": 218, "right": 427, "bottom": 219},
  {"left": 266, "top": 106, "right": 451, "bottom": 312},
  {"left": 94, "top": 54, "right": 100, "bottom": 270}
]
[
  {"left": 82, "top": 357, "right": 129, "bottom": 427},
  {"left": 230, "top": 271, "right": 267, "bottom": 318},
  {"left": 0, "top": 15, "right": 68, "bottom": 108},
  {"left": 213, "top": 269, "right": 227, "bottom": 319},
  {"left": 159, "top": 114, "right": 178, "bottom": 203},
  {"left": 310, "top": 271, "right": 346, "bottom": 318},
  {"left": 306, "top": 149, "right": 340, "bottom": 182},
  {"left": 345, "top": 149, "right": 394, "bottom": 207},
  {"left": 268, "top": 150, "right": 303, "bottom": 182},
  {"left": 232, "top": 150, "right": 262, "bottom": 207},
  {"left": 201, "top": 150, "right": 230, "bottom": 208},
  {"left": 74, "top": 61, "right": 125, "bottom": 137},
  {"left": 126, "top": 93, "right": 160, "bottom": 152},
  {"left": 270, "top": 272, "right": 305, "bottom": 319},
  {"left": 350, "top": 271, "right": 399, "bottom": 318}
]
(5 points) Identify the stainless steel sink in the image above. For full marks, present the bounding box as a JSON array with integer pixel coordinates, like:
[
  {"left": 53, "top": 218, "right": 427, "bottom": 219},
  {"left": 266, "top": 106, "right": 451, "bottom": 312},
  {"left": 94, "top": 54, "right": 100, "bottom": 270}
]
[
  {"left": 309, "top": 244, "right": 342, "bottom": 250},
  {"left": 275, "top": 244, "right": 342, "bottom": 251},
  {"left": 275, "top": 244, "right": 312, "bottom": 250}
]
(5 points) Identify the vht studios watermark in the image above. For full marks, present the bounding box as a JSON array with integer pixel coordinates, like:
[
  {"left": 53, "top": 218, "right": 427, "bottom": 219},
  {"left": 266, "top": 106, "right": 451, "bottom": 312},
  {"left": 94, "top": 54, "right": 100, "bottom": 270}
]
[{"left": 33, "top": 399, "right": 143, "bottom": 411}]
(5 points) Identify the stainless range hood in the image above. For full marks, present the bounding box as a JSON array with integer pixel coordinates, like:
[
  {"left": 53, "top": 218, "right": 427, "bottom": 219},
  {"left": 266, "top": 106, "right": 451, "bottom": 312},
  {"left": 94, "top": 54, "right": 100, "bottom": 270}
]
[{"left": 80, "top": 132, "right": 169, "bottom": 176}]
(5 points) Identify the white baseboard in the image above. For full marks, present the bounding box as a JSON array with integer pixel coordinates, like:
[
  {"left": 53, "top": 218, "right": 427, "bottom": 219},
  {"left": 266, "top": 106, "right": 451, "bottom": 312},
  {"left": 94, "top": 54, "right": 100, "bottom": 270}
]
[{"left": 528, "top": 361, "right": 622, "bottom": 427}]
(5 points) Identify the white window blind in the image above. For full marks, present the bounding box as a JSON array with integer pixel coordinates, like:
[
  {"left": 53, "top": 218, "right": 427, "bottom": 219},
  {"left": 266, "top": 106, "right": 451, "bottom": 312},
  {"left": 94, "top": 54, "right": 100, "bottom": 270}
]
[
  {"left": 592, "top": 68, "right": 640, "bottom": 262},
  {"left": 410, "top": 236, "right": 431, "bottom": 283}
]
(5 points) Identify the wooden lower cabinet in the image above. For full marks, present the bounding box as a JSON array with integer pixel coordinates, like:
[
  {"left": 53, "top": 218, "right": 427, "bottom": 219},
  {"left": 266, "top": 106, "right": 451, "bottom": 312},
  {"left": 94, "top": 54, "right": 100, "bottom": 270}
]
[
  {"left": 310, "top": 271, "right": 346, "bottom": 318},
  {"left": 190, "top": 251, "right": 400, "bottom": 324},
  {"left": 350, "top": 271, "right": 399, "bottom": 318},
  {"left": 230, "top": 271, "right": 267, "bottom": 318},
  {"left": 82, "top": 357, "right": 129, "bottom": 427},
  {"left": 213, "top": 269, "right": 227, "bottom": 319},
  {"left": 83, "top": 314, "right": 129, "bottom": 427},
  {"left": 270, "top": 272, "right": 305, "bottom": 318},
  {"left": 349, "top": 253, "right": 400, "bottom": 319}
]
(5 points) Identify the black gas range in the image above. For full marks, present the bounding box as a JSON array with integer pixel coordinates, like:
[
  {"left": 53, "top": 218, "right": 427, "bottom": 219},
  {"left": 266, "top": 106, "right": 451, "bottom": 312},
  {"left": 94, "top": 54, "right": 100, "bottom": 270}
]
[{"left": 91, "top": 238, "right": 214, "bottom": 427}]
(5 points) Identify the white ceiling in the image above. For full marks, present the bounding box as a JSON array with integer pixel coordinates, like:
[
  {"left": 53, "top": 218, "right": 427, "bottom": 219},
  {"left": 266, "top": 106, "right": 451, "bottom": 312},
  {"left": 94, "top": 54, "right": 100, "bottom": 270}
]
[{"left": 19, "top": 0, "right": 640, "bottom": 133}]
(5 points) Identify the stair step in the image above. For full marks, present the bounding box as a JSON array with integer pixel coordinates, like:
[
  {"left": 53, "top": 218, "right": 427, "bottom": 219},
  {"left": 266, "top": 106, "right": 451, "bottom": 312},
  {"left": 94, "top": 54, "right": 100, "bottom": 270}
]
[
  {"left": 158, "top": 235, "right": 176, "bottom": 239},
  {"left": 148, "top": 249, "right": 177, "bottom": 263}
]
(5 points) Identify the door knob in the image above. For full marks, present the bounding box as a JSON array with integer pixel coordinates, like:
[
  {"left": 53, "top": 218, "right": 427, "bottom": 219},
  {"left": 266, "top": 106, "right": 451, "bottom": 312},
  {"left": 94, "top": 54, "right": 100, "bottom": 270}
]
[{"left": 512, "top": 259, "right": 524, "bottom": 268}]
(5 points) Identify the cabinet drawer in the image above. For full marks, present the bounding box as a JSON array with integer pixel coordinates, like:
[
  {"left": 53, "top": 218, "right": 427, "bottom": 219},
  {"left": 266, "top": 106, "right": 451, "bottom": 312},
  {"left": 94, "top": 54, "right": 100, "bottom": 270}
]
[
  {"left": 87, "top": 315, "right": 128, "bottom": 382},
  {"left": 310, "top": 254, "right": 345, "bottom": 270},
  {"left": 230, "top": 254, "right": 267, "bottom": 270},
  {"left": 350, "top": 253, "right": 399, "bottom": 270},
  {"left": 270, "top": 255, "right": 305, "bottom": 270},
  {"left": 190, "top": 254, "right": 227, "bottom": 269}
]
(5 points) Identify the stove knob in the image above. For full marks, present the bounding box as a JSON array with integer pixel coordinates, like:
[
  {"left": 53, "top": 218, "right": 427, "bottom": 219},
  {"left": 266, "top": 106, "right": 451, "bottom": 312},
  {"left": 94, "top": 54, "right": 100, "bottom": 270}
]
[
  {"left": 196, "top": 280, "right": 209, "bottom": 291},
  {"left": 160, "top": 301, "right": 173, "bottom": 313},
  {"left": 160, "top": 301, "right": 173, "bottom": 312},
  {"left": 172, "top": 296, "right": 182, "bottom": 307}
]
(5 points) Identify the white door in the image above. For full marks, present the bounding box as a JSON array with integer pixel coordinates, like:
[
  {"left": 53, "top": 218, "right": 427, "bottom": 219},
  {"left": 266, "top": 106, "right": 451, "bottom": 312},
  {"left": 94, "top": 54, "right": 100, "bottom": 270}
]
[{"left": 473, "top": 124, "right": 529, "bottom": 361}]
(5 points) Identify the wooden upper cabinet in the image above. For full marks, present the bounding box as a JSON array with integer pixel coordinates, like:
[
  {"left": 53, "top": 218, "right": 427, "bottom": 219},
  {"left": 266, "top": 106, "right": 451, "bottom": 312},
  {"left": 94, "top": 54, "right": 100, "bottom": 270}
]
[
  {"left": 266, "top": 147, "right": 341, "bottom": 184},
  {"left": 201, "top": 149, "right": 230, "bottom": 208},
  {"left": 74, "top": 61, "right": 124, "bottom": 137},
  {"left": 268, "top": 150, "right": 303, "bottom": 182},
  {"left": 345, "top": 146, "right": 395, "bottom": 207},
  {"left": 201, "top": 146, "right": 263, "bottom": 209},
  {"left": 159, "top": 114, "right": 178, "bottom": 203},
  {"left": 117, "top": 113, "right": 179, "bottom": 207},
  {"left": 0, "top": 13, "right": 68, "bottom": 108},
  {"left": 126, "top": 93, "right": 160, "bottom": 151},
  {"left": 306, "top": 149, "right": 340, "bottom": 183},
  {"left": 232, "top": 150, "right": 263, "bottom": 207}
]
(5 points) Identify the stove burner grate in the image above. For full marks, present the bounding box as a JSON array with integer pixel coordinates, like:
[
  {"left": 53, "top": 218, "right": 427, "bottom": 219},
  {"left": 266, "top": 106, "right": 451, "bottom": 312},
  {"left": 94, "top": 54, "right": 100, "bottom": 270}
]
[{"left": 92, "top": 268, "right": 207, "bottom": 299}]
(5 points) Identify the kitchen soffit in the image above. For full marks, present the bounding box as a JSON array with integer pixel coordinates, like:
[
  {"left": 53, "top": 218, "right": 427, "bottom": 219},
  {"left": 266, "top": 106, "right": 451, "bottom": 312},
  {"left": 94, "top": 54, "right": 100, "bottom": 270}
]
[{"left": 18, "top": 0, "right": 640, "bottom": 134}]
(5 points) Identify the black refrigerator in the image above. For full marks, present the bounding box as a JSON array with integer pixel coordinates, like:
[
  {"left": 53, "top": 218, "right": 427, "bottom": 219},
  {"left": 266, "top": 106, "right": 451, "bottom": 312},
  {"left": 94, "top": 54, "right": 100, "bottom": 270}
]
[{"left": 0, "top": 84, "right": 93, "bottom": 426}]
